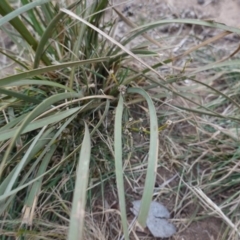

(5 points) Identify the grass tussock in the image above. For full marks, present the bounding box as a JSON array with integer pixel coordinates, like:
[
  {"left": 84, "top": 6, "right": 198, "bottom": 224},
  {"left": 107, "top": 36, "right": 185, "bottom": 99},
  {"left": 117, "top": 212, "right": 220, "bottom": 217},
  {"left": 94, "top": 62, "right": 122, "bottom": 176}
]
[{"left": 0, "top": 0, "right": 240, "bottom": 239}]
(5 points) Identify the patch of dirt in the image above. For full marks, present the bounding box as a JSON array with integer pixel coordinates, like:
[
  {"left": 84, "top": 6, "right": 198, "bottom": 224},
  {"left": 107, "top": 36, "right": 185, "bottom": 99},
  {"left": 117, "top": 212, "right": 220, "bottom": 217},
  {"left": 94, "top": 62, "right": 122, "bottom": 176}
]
[
  {"left": 174, "top": 218, "right": 223, "bottom": 240},
  {"left": 168, "top": 0, "right": 240, "bottom": 28},
  {"left": 0, "top": 28, "right": 18, "bottom": 77},
  {"left": 113, "top": 0, "right": 240, "bottom": 28}
]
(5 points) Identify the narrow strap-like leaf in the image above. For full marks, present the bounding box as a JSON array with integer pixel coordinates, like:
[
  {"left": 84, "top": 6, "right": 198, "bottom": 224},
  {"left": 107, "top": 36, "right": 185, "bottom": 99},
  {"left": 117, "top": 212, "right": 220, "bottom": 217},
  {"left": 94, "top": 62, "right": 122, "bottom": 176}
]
[
  {"left": 114, "top": 94, "right": 129, "bottom": 240},
  {"left": 127, "top": 87, "right": 159, "bottom": 228},
  {"left": 67, "top": 122, "right": 91, "bottom": 240}
]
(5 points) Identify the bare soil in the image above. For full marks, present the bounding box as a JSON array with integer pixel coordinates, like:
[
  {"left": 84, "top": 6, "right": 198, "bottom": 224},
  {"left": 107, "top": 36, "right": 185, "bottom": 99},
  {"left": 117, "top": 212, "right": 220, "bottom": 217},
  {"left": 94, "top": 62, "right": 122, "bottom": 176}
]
[
  {"left": 113, "top": 0, "right": 240, "bottom": 28},
  {"left": 168, "top": 0, "right": 240, "bottom": 27}
]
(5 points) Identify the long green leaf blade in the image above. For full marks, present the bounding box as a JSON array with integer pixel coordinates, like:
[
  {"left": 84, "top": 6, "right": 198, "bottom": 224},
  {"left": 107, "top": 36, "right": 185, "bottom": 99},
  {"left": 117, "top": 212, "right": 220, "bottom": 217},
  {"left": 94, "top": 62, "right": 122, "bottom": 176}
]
[
  {"left": 114, "top": 94, "right": 129, "bottom": 240},
  {"left": 0, "top": 58, "right": 109, "bottom": 86},
  {"left": 0, "top": 107, "right": 81, "bottom": 141},
  {"left": 127, "top": 87, "right": 159, "bottom": 228},
  {"left": 0, "top": 0, "right": 50, "bottom": 27},
  {"left": 0, "top": 0, "right": 51, "bottom": 65},
  {"left": 67, "top": 122, "right": 91, "bottom": 240}
]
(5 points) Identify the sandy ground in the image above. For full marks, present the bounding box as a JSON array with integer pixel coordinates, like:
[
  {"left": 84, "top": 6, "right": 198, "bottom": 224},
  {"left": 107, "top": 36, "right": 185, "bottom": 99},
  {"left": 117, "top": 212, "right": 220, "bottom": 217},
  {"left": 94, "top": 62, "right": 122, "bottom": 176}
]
[
  {"left": 113, "top": 0, "right": 240, "bottom": 27},
  {"left": 168, "top": 0, "right": 240, "bottom": 27}
]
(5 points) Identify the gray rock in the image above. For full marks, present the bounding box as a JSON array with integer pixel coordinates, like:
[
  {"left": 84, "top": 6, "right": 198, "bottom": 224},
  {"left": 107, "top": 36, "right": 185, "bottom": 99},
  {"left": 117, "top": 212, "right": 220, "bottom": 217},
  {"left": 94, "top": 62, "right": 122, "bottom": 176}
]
[
  {"left": 147, "top": 215, "right": 176, "bottom": 238},
  {"left": 131, "top": 200, "right": 176, "bottom": 238}
]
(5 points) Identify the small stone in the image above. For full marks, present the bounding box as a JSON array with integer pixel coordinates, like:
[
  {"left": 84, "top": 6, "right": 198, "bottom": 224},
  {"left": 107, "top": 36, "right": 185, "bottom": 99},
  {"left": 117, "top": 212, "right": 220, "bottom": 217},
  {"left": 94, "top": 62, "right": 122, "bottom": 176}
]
[
  {"left": 130, "top": 200, "right": 176, "bottom": 238},
  {"left": 147, "top": 216, "right": 176, "bottom": 238}
]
